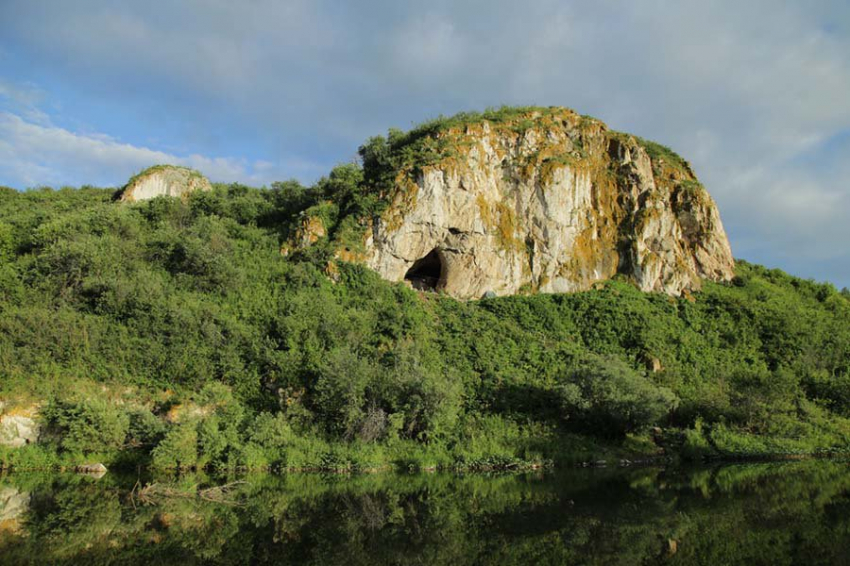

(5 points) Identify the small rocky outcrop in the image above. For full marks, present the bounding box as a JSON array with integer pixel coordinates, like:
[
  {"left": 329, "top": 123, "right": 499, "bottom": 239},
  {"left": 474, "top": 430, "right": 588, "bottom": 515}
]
[
  {"left": 119, "top": 165, "right": 212, "bottom": 203},
  {"left": 281, "top": 214, "right": 327, "bottom": 257},
  {"left": 294, "top": 107, "right": 735, "bottom": 299},
  {"left": 0, "top": 404, "right": 39, "bottom": 448}
]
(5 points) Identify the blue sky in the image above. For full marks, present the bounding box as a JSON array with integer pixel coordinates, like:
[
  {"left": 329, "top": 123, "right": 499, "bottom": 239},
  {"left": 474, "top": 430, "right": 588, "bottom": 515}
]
[{"left": 1, "top": 0, "right": 848, "bottom": 287}]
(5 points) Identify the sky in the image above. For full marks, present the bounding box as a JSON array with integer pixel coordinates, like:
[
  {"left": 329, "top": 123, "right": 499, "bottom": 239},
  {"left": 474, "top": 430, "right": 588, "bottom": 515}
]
[{"left": 0, "top": 0, "right": 848, "bottom": 287}]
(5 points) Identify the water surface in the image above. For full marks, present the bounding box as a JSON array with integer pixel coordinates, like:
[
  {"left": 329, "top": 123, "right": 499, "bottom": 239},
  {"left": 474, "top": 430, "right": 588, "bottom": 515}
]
[{"left": 1, "top": 461, "right": 849, "bottom": 565}]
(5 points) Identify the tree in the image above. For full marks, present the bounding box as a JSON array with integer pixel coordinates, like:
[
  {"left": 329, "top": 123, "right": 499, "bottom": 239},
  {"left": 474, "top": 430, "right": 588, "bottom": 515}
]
[{"left": 556, "top": 354, "right": 678, "bottom": 437}]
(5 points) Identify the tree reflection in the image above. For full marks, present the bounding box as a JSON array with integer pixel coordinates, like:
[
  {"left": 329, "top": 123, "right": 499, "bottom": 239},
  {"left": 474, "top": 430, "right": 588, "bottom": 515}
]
[{"left": 0, "top": 462, "right": 848, "bottom": 565}]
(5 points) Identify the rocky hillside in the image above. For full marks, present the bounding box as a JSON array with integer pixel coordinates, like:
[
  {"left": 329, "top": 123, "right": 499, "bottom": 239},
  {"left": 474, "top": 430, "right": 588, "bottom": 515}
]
[
  {"left": 1, "top": 170, "right": 848, "bottom": 472},
  {"left": 297, "top": 107, "right": 734, "bottom": 299}
]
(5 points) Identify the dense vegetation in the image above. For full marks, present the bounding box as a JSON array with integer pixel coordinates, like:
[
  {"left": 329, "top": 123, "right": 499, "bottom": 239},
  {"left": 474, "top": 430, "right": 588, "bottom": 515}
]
[
  {"left": 1, "top": 462, "right": 850, "bottom": 565},
  {"left": 0, "top": 112, "right": 849, "bottom": 471}
]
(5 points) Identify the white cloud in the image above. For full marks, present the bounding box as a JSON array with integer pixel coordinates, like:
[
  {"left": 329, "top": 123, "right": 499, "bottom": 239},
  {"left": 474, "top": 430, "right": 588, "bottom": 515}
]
[
  {"left": 0, "top": 79, "right": 52, "bottom": 126},
  {"left": 0, "top": 111, "right": 322, "bottom": 188}
]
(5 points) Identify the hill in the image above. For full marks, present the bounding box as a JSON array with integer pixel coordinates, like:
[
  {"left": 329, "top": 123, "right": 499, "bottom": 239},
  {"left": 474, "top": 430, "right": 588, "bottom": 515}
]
[{"left": 0, "top": 109, "right": 848, "bottom": 471}]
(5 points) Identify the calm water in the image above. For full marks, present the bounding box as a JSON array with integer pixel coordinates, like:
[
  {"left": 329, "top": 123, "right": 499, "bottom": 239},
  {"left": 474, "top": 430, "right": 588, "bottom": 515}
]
[{"left": 1, "top": 461, "right": 849, "bottom": 565}]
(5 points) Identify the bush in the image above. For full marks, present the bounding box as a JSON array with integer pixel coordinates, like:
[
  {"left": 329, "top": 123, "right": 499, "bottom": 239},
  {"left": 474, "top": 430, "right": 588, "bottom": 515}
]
[
  {"left": 309, "top": 346, "right": 374, "bottom": 438},
  {"left": 803, "top": 369, "right": 850, "bottom": 417},
  {"left": 191, "top": 383, "right": 247, "bottom": 468},
  {"left": 43, "top": 398, "right": 130, "bottom": 454},
  {"left": 126, "top": 408, "right": 166, "bottom": 449},
  {"left": 0, "top": 222, "right": 13, "bottom": 261},
  {"left": 556, "top": 354, "right": 679, "bottom": 437},
  {"left": 246, "top": 412, "right": 297, "bottom": 449},
  {"left": 378, "top": 349, "right": 462, "bottom": 442},
  {"left": 0, "top": 444, "right": 61, "bottom": 470},
  {"left": 681, "top": 418, "right": 714, "bottom": 461},
  {"left": 151, "top": 423, "right": 199, "bottom": 469}
]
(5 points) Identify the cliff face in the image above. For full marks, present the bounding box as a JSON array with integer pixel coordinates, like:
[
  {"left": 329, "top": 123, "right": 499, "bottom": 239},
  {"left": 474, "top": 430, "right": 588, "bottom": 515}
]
[
  {"left": 355, "top": 108, "right": 734, "bottom": 299},
  {"left": 120, "top": 165, "right": 212, "bottom": 202}
]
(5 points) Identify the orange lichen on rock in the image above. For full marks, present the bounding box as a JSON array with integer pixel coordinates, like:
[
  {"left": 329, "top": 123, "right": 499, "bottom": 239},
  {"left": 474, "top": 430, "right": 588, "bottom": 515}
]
[{"left": 326, "top": 107, "right": 734, "bottom": 299}]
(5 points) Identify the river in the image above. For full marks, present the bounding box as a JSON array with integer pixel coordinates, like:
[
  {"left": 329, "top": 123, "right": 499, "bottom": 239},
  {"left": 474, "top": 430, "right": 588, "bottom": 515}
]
[{"left": 1, "top": 461, "right": 848, "bottom": 565}]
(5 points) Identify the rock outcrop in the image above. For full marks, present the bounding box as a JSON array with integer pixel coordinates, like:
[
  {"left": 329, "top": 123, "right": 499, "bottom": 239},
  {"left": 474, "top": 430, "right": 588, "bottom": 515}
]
[
  {"left": 0, "top": 405, "right": 39, "bottom": 448},
  {"left": 120, "top": 165, "right": 212, "bottom": 203},
  {"left": 332, "top": 108, "right": 734, "bottom": 299}
]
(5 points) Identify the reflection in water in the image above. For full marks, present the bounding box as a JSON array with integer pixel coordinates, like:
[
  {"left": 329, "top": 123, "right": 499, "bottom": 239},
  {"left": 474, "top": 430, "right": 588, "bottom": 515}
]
[{"left": 0, "top": 462, "right": 849, "bottom": 565}]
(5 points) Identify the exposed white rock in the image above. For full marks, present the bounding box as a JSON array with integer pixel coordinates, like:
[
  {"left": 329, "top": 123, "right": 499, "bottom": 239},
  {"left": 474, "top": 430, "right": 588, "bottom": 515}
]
[
  {"left": 358, "top": 109, "right": 734, "bottom": 299},
  {"left": 120, "top": 165, "right": 212, "bottom": 203},
  {"left": 0, "top": 414, "right": 38, "bottom": 448}
]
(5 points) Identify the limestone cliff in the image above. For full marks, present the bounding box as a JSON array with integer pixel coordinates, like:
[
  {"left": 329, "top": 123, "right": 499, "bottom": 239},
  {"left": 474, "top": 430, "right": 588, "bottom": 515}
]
[
  {"left": 296, "top": 107, "right": 735, "bottom": 299},
  {"left": 120, "top": 165, "right": 212, "bottom": 202}
]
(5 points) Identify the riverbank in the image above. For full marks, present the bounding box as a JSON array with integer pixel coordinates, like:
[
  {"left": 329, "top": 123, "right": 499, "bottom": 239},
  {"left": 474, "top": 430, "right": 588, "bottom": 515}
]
[{"left": 2, "top": 424, "right": 848, "bottom": 475}]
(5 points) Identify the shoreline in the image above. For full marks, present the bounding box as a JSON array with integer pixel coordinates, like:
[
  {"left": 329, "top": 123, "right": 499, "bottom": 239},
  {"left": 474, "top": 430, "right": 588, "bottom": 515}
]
[{"left": 2, "top": 450, "right": 847, "bottom": 476}]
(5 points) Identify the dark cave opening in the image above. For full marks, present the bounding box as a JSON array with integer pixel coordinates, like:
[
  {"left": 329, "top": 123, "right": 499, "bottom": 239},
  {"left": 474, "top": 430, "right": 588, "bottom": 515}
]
[{"left": 404, "top": 249, "right": 443, "bottom": 291}]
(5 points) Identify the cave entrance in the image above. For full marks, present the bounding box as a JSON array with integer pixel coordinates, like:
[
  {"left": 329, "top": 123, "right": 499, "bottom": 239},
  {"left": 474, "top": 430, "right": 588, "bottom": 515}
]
[{"left": 404, "top": 249, "right": 443, "bottom": 291}]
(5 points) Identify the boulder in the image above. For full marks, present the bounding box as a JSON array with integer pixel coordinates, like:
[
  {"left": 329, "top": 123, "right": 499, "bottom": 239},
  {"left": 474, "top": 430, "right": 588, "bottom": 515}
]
[
  {"left": 0, "top": 413, "right": 39, "bottom": 448},
  {"left": 119, "top": 165, "right": 212, "bottom": 203}
]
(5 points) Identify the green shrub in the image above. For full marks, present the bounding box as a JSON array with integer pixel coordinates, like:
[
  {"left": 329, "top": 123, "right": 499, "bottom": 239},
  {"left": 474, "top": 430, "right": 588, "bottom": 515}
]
[
  {"left": 151, "top": 423, "right": 199, "bottom": 469},
  {"left": 126, "top": 408, "right": 166, "bottom": 448},
  {"left": 0, "top": 444, "right": 61, "bottom": 470},
  {"left": 681, "top": 418, "right": 714, "bottom": 461},
  {"left": 803, "top": 369, "right": 850, "bottom": 417},
  {"left": 247, "top": 412, "right": 297, "bottom": 448},
  {"left": 238, "top": 411, "right": 298, "bottom": 467},
  {"left": 43, "top": 398, "right": 130, "bottom": 454},
  {"left": 556, "top": 354, "right": 679, "bottom": 437},
  {"left": 309, "top": 346, "right": 374, "bottom": 438},
  {"left": 0, "top": 222, "right": 13, "bottom": 261}
]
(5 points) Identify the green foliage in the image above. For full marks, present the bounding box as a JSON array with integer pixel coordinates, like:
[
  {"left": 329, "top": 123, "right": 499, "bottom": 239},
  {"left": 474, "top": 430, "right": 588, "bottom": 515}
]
[
  {"left": 0, "top": 222, "right": 13, "bottom": 261},
  {"left": 0, "top": 145, "right": 849, "bottom": 469},
  {"left": 42, "top": 398, "right": 130, "bottom": 454},
  {"left": 196, "top": 383, "right": 246, "bottom": 468},
  {"left": 151, "top": 423, "right": 199, "bottom": 469},
  {"left": 126, "top": 408, "right": 166, "bottom": 448},
  {"left": 316, "top": 163, "right": 365, "bottom": 210},
  {"left": 681, "top": 418, "right": 714, "bottom": 461},
  {"left": 556, "top": 354, "right": 679, "bottom": 437},
  {"left": 0, "top": 444, "right": 60, "bottom": 470}
]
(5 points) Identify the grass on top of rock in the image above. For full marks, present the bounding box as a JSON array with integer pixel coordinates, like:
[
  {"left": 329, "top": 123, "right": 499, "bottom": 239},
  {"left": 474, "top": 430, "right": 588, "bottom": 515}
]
[
  {"left": 124, "top": 164, "right": 207, "bottom": 190},
  {"left": 358, "top": 106, "right": 578, "bottom": 196}
]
